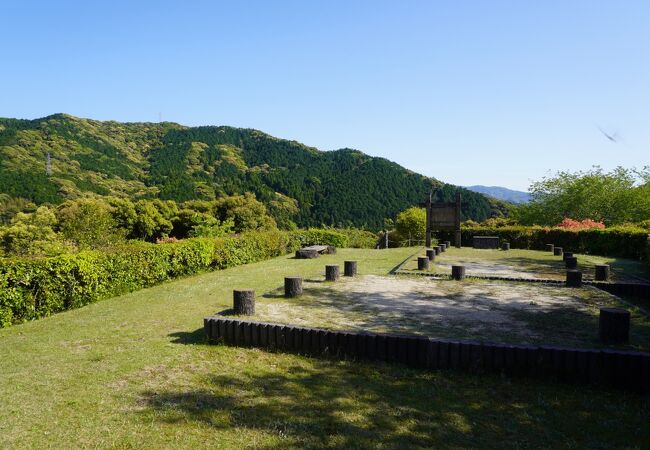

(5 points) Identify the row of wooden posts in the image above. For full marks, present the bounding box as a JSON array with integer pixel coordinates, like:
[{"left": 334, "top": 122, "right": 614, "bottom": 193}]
[
  {"left": 416, "top": 241, "right": 629, "bottom": 344},
  {"left": 232, "top": 260, "right": 359, "bottom": 316}
]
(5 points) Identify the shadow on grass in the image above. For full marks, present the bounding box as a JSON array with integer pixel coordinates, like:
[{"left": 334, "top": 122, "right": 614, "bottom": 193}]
[
  {"left": 169, "top": 328, "right": 206, "bottom": 345},
  {"left": 137, "top": 359, "right": 650, "bottom": 448}
]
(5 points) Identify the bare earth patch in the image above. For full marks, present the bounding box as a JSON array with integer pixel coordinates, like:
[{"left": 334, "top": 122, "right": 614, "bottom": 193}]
[{"left": 254, "top": 275, "right": 650, "bottom": 351}]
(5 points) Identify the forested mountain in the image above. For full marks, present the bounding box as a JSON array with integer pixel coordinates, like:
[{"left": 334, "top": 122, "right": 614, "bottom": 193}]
[
  {"left": 465, "top": 185, "right": 531, "bottom": 204},
  {"left": 0, "top": 114, "right": 507, "bottom": 229}
]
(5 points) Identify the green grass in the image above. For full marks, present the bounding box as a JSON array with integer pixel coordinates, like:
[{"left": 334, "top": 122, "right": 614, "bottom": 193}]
[
  {"left": 403, "top": 247, "right": 649, "bottom": 281},
  {"left": 1, "top": 247, "right": 649, "bottom": 448}
]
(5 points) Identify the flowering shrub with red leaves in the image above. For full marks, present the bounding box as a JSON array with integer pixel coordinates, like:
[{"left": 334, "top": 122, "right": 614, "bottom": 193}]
[{"left": 556, "top": 218, "right": 605, "bottom": 230}]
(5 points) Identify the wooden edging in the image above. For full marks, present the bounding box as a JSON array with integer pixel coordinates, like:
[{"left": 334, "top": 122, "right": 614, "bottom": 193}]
[{"left": 204, "top": 316, "right": 650, "bottom": 392}]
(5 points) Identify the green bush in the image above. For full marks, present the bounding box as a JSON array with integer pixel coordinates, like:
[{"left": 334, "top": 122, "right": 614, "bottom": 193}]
[
  {"left": 0, "top": 229, "right": 352, "bottom": 328},
  {"left": 333, "top": 228, "right": 378, "bottom": 248},
  {"left": 437, "top": 225, "right": 650, "bottom": 260}
]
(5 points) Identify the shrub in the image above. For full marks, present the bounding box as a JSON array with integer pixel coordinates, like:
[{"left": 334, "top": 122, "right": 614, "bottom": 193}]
[
  {"left": 0, "top": 229, "right": 352, "bottom": 328},
  {"left": 436, "top": 225, "right": 649, "bottom": 260}
]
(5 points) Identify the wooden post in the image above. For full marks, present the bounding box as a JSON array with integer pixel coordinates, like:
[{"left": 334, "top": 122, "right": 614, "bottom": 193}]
[
  {"left": 425, "top": 190, "right": 432, "bottom": 248},
  {"left": 233, "top": 289, "right": 255, "bottom": 315},
  {"left": 565, "top": 256, "right": 578, "bottom": 270},
  {"left": 440, "top": 243, "right": 446, "bottom": 252},
  {"left": 284, "top": 277, "right": 303, "bottom": 298},
  {"left": 595, "top": 264, "right": 610, "bottom": 281},
  {"left": 454, "top": 192, "right": 462, "bottom": 248},
  {"left": 546, "top": 244, "right": 554, "bottom": 253},
  {"left": 344, "top": 261, "right": 357, "bottom": 277},
  {"left": 563, "top": 252, "right": 574, "bottom": 261},
  {"left": 502, "top": 242, "right": 510, "bottom": 251},
  {"left": 434, "top": 246, "right": 441, "bottom": 255},
  {"left": 325, "top": 265, "right": 340, "bottom": 281},
  {"left": 444, "top": 240, "right": 451, "bottom": 248},
  {"left": 451, "top": 265, "right": 466, "bottom": 280},
  {"left": 418, "top": 256, "right": 429, "bottom": 270},
  {"left": 426, "top": 248, "right": 435, "bottom": 261},
  {"left": 566, "top": 270, "right": 582, "bottom": 287},
  {"left": 554, "top": 247, "right": 563, "bottom": 256},
  {"left": 599, "top": 308, "right": 630, "bottom": 344}
]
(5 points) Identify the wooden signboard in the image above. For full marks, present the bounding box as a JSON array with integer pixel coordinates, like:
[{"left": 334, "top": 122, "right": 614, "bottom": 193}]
[{"left": 425, "top": 191, "right": 462, "bottom": 248}]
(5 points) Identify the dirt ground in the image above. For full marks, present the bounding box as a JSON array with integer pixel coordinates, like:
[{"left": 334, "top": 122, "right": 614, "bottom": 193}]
[{"left": 255, "top": 275, "right": 650, "bottom": 351}]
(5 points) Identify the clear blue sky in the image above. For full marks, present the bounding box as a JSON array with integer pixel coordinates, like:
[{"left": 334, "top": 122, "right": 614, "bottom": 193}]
[{"left": 2, "top": 1, "right": 648, "bottom": 190}]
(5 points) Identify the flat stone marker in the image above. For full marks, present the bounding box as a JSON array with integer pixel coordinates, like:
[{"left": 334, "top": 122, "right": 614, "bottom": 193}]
[
  {"left": 595, "top": 264, "right": 610, "bottom": 281},
  {"left": 233, "top": 289, "right": 255, "bottom": 315},
  {"left": 284, "top": 277, "right": 303, "bottom": 298},
  {"left": 546, "top": 244, "right": 554, "bottom": 253},
  {"left": 599, "top": 307, "right": 630, "bottom": 344},
  {"left": 344, "top": 260, "right": 357, "bottom": 277},
  {"left": 426, "top": 248, "right": 435, "bottom": 261},
  {"left": 417, "top": 256, "right": 430, "bottom": 270},
  {"left": 451, "top": 265, "right": 466, "bottom": 280},
  {"left": 473, "top": 236, "right": 499, "bottom": 249},
  {"left": 566, "top": 270, "right": 582, "bottom": 287},
  {"left": 554, "top": 247, "right": 563, "bottom": 256},
  {"left": 325, "top": 265, "right": 340, "bottom": 281}
]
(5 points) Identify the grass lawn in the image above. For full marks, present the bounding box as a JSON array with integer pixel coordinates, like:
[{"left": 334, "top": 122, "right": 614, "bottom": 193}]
[
  {"left": 402, "top": 247, "right": 649, "bottom": 281},
  {"left": 1, "top": 248, "right": 649, "bottom": 448}
]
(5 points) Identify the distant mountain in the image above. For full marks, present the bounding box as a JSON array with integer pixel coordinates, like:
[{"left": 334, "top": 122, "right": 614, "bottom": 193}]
[
  {"left": 465, "top": 185, "right": 531, "bottom": 204},
  {"left": 0, "top": 114, "right": 509, "bottom": 229}
]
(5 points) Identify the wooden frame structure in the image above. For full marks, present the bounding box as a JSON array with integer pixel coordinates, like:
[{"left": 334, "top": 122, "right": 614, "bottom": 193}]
[{"left": 425, "top": 191, "right": 461, "bottom": 248}]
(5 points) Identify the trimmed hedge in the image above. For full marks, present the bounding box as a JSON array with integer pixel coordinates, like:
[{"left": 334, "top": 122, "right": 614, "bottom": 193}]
[
  {"left": 437, "top": 226, "right": 650, "bottom": 260},
  {"left": 0, "top": 229, "right": 363, "bottom": 328}
]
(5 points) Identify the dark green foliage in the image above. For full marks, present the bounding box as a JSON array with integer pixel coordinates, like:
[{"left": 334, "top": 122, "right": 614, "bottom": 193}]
[
  {"left": 0, "top": 114, "right": 504, "bottom": 229},
  {"left": 437, "top": 226, "right": 650, "bottom": 260}
]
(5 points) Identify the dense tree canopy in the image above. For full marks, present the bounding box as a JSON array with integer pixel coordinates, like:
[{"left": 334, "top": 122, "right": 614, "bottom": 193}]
[{"left": 516, "top": 166, "right": 650, "bottom": 226}]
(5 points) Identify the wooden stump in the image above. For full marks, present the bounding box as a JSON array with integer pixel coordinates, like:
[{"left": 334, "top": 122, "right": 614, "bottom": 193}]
[
  {"left": 434, "top": 246, "right": 441, "bottom": 255},
  {"left": 546, "top": 244, "right": 554, "bottom": 253},
  {"left": 284, "top": 277, "right": 303, "bottom": 298},
  {"left": 440, "top": 243, "right": 447, "bottom": 252},
  {"left": 554, "top": 247, "right": 563, "bottom": 256},
  {"left": 325, "top": 265, "right": 340, "bottom": 281},
  {"left": 595, "top": 264, "right": 610, "bottom": 281},
  {"left": 599, "top": 307, "right": 630, "bottom": 344},
  {"left": 565, "top": 256, "right": 578, "bottom": 269},
  {"left": 563, "top": 251, "right": 574, "bottom": 261},
  {"left": 344, "top": 260, "right": 357, "bottom": 277},
  {"left": 451, "top": 265, "right": 466, "bottom": 280},
  {"left": 565, "top": 270, "right": 582, "bottom": 287},
  {"left": 233, "top": 289, "right": 255, "bottom": 315},
  {"left": 444, "top": 240, "right": 451, "bottom": 248},
  {"left": 426, "top": 248, "right": 435, "bottom": 261},
  {"left": 325, "top": 245, "right": 337, "bottom": 254},
  {"left": 502, "top": 242, "right": 510, "bottom": 251},
  {"left": 418, "top": 256, "right": 430, "bottom": 270}
]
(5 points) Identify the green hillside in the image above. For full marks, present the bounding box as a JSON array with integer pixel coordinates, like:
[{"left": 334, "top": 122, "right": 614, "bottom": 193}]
[{"left": 0, "top": 114, "right": 506, "bottom": 228}]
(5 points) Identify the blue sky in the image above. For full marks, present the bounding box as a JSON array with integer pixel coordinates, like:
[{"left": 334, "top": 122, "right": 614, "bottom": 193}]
[{"left": 2, "top": 1, "right": 648, "bottom": 190}]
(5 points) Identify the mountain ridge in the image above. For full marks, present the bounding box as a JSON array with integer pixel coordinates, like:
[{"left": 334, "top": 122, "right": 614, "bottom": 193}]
[
  {"left": 465, "top": 185, "right": 531, "bottom": 204},
  {"left": 0, "top": 114, "right": 508, "bottom": 228}
]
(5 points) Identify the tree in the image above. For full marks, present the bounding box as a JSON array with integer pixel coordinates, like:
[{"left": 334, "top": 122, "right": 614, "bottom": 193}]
[
  {"left": 213, "top": 193, "right": 277, "bottom": 233},
  {"left": 0, "top": 206, "right": 69, "bottom": 256},
  {"left": 395, "top": 207, "right": 426, "bottom": 245},
  {"left": 516, "top": 166, "right": 650, "bottom": 226},
  {"left": 56, "top": 198, "right": 125, "bottom": 249}
]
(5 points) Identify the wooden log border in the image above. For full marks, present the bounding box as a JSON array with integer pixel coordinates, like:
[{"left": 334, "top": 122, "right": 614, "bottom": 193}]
[{"left": 204, "top": 316, "right": 650, "bottom": 392}]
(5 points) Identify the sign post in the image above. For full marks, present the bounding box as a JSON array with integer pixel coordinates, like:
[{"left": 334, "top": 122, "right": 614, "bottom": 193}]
[{"left": 425, "top": 191, "right": 462, "bottom": 248}]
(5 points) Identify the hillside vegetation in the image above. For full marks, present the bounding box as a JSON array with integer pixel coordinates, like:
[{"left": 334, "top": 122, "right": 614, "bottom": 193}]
[{"left": 0, "top": 114, "right": 506, "bottom": 229}]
